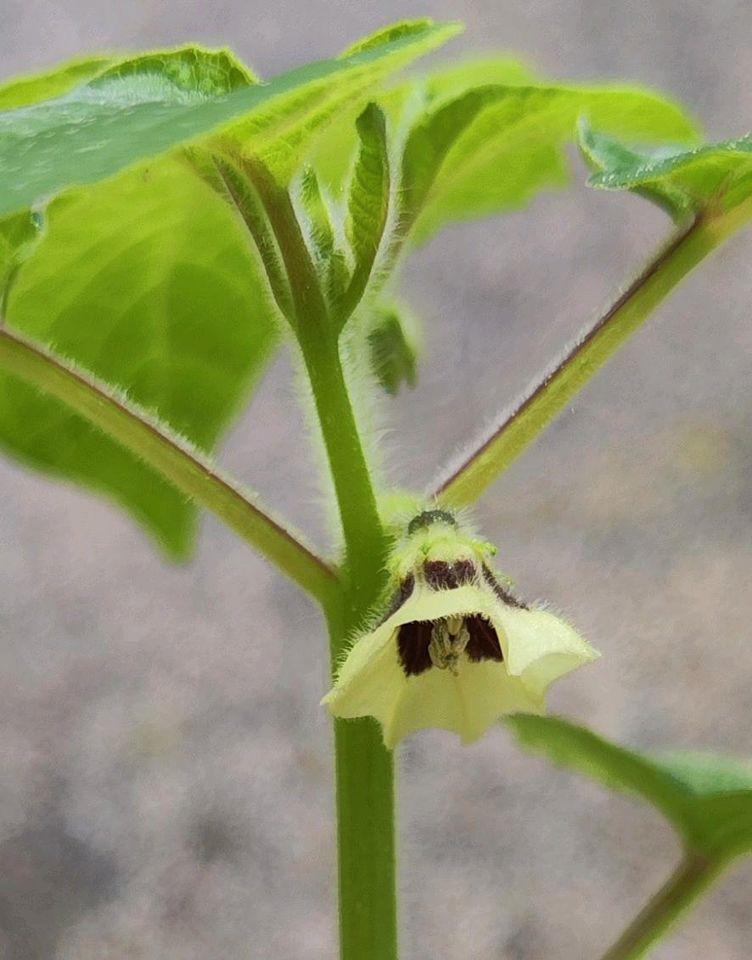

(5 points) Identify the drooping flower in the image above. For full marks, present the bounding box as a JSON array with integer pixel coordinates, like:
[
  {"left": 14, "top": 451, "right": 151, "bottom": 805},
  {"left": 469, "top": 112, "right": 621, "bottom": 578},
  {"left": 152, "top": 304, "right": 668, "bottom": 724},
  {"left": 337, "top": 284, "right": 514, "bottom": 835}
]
[{"left": 322, "top": 508, "right": 598, "bottom": 748}]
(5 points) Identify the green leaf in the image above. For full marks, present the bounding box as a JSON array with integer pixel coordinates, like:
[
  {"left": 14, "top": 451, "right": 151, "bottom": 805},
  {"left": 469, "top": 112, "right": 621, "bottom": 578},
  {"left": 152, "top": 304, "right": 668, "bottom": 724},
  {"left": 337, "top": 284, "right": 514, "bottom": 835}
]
[
  {"left": 578, "top": 120, "right": 693, "bottom": 220},
  {"left": 340, "top": 104, "right": 390, "bottom": 323},
  {"left": 237, "top": 19, "right": 460, "bottom": 183},
  {"left": 0, "top": 156, "right": 280, "bottom": 557},
  {"left": 0, "top": 46, "right": 251, "bottom": 216},
  {"left": 89, "top": 46, "right": 255, "bottom": 94},
  {"left": 583, "top": 123, "right": 752, "bottom": 218},
  {"left": 366, "top": 299, "right": 420, "bottom": 395},
  {"left": 400, "top": 86, "right": 502, "bottom": 234},
  {"left": 0, "top": 54, "right": 115, "bottom": 110},
  {"left": 0, "top": 22, "right": 459, "bottom": 216},
  {"left": 311, "top": 55, "right": 536, "bottom": 194},
  {"left": 400, "top": 75, "right": 698, "bottom": 244},
  {"left": 300, "top": 166, "right": 338, "bottom": 263},
  {"left": 0, "top": 209, "right": 45, "bottom": 311},
  {"left": 204, "top": 150, "right": 295, "bottom": 322},
  {"left": 298, "top": 166, "right": 349, "bottom": 307},
  {"left": 418, "top": 55, "right": 536, "bottom": 98},
  {"left": 507, "top": 714, "right": 752, "bottom": 861}
]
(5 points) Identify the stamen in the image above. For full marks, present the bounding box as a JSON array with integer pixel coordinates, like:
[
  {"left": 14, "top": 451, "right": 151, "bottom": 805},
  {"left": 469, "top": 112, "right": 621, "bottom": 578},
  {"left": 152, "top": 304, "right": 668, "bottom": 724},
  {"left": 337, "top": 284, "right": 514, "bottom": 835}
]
[
  {"left": 428, "top": 618, "right": 470, "bottom": 675},
  {"left": 398, "top": 614, "right": 502, "bottom": 677}
]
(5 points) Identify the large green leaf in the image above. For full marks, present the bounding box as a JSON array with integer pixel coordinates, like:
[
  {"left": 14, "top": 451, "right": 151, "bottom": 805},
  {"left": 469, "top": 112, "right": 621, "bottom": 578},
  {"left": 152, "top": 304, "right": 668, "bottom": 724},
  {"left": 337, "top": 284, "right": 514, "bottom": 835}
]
[
  {"left": 582, "top": 123, "right": 752, "bottom": 219},
  {"left": 242, "top": 20, "right": 460, "bottom": 182},
  {"left": 0, "top": 54, "right": 115, "bottom": 110},
  {"left": 1, "top": 157, "right": 279, "bottom": 557},
  {"left": 312, "top": 59, "right": 698, "bottom": 245},
  {"left": 403, "top": 80, "right": 699, "bottom": 244},
  {"left": 418, "top": 55, "right": 536, "bottom": 97},
  {"left": 0, "top": 209, "right": 44, "bottom": 311},
  {"left": 0, "top": 21, "right": 459, "bottom": 216},
  {"left": 507, "top": 715, "right": 752, "bottom": 860},
  {"left": 90, "top": 46, "right": 255, "bottom": 93}
]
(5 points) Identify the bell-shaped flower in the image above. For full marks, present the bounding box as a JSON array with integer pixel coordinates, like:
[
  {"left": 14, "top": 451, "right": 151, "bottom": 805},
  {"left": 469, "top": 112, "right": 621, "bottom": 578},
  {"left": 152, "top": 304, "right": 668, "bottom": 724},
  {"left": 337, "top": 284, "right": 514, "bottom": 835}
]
[{"left": 322, "top": 508, "right": 598, "bottom": 747}]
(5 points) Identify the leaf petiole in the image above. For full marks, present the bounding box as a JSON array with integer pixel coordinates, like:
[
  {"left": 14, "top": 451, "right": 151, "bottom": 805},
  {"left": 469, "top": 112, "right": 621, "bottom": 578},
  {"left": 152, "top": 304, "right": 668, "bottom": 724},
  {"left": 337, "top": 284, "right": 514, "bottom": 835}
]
[
  {"left": 0, "top": 323, "right": 338, "bottom": 605},
  {"left": 433, "top": 197, "right": 752, "bottom": 507},
  {"left": 598, "top": 852, "right": 725, "bottom": 960}
]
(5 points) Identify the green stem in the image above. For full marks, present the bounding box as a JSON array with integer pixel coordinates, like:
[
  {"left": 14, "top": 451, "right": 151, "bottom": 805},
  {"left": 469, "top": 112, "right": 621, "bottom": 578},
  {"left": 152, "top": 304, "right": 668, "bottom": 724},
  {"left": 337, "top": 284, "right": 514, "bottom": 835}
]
[
  {"left": 298, "top": 329, "right": 395, "bottom": 960},
  {"left": 599, "top": 852, "right": 723, "bottom": 960},
  {"left": 233, "top": 162, "right": 396, "bottom": 959},
  {"left": 0, "top": 323, "right": 337, "bottom": 605},
  {"left": 299, "top": 329, "right": 387, "bottom": 613},
  {"left": 331, "top": 667, "right": 398, "bottom": 960},
  {"left": 434, "top": 208, "right": 749, "bottom": 507}
]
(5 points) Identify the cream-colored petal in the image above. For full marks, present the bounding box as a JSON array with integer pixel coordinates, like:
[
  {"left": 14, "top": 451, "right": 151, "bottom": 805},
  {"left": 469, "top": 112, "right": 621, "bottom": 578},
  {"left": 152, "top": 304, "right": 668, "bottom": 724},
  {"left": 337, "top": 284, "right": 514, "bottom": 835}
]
[
  {"left": 384, "top": 661, "right": 542, "bottom": 748},
  {"left": 382, "top": 583, "right": 491, "bottom": 632},
  {"left": 326, "top": 619, "right": 400, "bottom": 700},
  {"left": 324, "top": 582, "right": 492, "bottom": 711},
  {"left": 491, "top": 604, "right": 598, "bottom": 679},
  {"left": 322, "top": 579, "right": 594, "bottom": 748},
  {"left": 322, "top": 629, "right": 405, "bottom": 726},
  {"left": 519, "top": 651, "right": 597, "bottom": 700}
]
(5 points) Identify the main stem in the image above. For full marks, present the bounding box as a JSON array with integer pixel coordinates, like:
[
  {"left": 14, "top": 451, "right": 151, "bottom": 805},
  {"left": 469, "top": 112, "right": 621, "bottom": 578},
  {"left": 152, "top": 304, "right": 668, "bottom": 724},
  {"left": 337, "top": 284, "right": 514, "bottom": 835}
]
[
  {"left": 298, "top": 327, "right": 396, "bottom": 960},
  {"left": 599, "top": 853, "right": 722, "bottom": 960}
]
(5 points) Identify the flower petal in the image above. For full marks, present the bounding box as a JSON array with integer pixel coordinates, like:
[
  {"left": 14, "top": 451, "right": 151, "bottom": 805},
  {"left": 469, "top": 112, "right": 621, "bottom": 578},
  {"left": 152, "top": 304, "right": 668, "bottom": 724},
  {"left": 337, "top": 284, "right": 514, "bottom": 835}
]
[
  {"left": 382, "top": 583, "right": 493, "bottom": 632},
  {"left": 321, "top": 625, "right": 403, "bottom": 724},
  {"left": 491, "top": 604, "right": 599, "bottom": 681},
  {"left": 384, "top": 661, "right": 542, "bottom": 748}
]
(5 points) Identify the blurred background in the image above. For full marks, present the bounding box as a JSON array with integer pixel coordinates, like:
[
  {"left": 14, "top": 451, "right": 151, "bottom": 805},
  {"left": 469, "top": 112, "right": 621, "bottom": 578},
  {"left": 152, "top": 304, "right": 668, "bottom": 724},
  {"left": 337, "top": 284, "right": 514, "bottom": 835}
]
[{"left": 2, "top": 1, "right": 752, "bottom": 958}]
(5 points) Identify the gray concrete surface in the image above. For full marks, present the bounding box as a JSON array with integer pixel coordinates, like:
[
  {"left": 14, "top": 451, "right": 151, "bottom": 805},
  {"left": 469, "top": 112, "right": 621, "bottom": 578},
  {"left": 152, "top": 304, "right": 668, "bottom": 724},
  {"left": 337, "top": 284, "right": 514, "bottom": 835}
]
[{"left": 2, "top": 1, "right": 752, "bottom": 958}]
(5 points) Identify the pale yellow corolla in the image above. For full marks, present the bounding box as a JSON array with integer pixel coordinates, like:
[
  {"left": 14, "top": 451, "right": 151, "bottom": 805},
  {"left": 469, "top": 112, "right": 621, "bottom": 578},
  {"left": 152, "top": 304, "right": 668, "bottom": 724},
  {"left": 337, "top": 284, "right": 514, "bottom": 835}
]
[{"left": 323, "top": 509, "right": 598, "bottom": 748}]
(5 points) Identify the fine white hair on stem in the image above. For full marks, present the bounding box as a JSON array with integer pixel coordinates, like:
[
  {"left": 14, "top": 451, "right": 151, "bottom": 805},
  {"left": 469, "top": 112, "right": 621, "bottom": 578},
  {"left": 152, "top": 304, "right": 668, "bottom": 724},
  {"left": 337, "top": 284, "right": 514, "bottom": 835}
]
[
  {"left": 6, "top": 330, "right": 329, "bottom": 569},
  {"left": 427, "top": 290, "right": 626, "bottom": 497},
  {"left": 289, "top": 337, "right": 347, "bottom": 556}
]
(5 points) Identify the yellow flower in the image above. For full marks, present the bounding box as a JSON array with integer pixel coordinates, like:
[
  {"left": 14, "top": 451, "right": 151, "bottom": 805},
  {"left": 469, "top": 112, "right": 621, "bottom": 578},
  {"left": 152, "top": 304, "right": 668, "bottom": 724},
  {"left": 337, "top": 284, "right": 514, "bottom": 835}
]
[{"left": 322, "top": 509, "right": 598, "bottom": 748}]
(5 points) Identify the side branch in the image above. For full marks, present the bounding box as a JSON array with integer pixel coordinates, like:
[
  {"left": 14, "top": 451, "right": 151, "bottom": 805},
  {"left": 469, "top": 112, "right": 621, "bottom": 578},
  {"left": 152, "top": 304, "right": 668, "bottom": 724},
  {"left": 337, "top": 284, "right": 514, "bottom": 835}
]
[
  {"left": 598, "top": 852, "right": 722, "bottom": 960},
  {"left": 432, "top": 215, "right": 723, "bottom": 507},
  {"left": 0, "top": 324, "right": 338, "bottom": 605}
]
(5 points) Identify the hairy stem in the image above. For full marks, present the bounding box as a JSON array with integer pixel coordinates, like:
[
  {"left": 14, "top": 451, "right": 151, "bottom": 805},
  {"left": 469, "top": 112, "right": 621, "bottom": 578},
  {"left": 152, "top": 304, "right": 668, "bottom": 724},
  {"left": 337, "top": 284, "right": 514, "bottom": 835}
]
[
  {"left": 231, "top": 160, "right": 397, "bottom": 960},
  {"left": 434, "top": 208, "right": 749, "bottom": 507},
  {"left": 0, "top": 323, "right": 337, "bottom": 604},
  {"left": 304, "top": 334, "right": 396, "bottom": 960},
  {"left": 329, "top": 601, "right": 398, "bottom": 960},
  {"left": 333, "top": 717, "right": 397, "bottom": 960},
  {"left": 599, "top": 853, "right": 723, "bottom": 960},
  {"left": 300, "top": 331, "right": 387, "bottom": 610},
  {"left": 298, "top": 329, "right": 395, "bottom": 960}
]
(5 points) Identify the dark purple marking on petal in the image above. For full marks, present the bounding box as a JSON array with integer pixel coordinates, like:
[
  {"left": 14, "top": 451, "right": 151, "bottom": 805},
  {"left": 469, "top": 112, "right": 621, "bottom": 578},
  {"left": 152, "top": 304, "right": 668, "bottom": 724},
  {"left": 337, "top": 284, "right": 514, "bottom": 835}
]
[
  {"left": 397, "top": 621, "right": 434, "bottom": 676},
  {"left": 377, "top": 574, "right": 415, "bottom": 626},
  {"left": 482, "top": 565, "right": 528, "bottom": 610},
  {"left": 465, "top": 615, "right": 504, "bottom": 663},
  {"left": 424, "top": 559, "right": 476, "bottom": 590}
]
